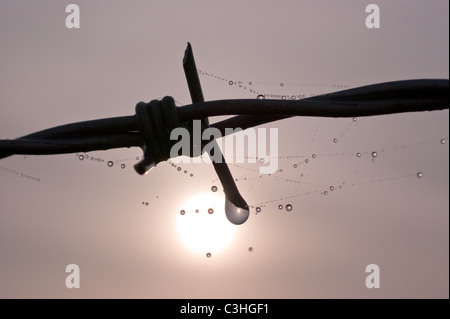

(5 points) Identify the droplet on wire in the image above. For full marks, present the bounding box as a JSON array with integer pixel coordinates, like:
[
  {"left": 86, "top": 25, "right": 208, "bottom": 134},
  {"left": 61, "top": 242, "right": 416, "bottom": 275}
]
[
  {"left": 278, "top": 204, "right": 284, "bottom": 210},
  {"left": 211, "top": 185, "right": 218, "bottom": 192},
  {"left": 208, "top": 208, "right": 214, "bottom": 214},
  {"left": 248, "top": 247, "right": 254, "bottom": 252},
  {"left": 121, "top": 164, "right": 126, "bottom": 169},
  {"left": 78, "top": 155, "right": 84, "bottom": 161},
  {"left": 255, "top": 207, "right": 261, "bottom": 214},
  {"left": 180, "top": 210, "right": 186, "bottom": 215},
  {"left": 441, "top": 139, "right": 447, "bottom": 145},
  {"left": 107, "top": 161, "right": 114, "bottom": 167},
  {"left": 417, "top": 172, "right": 423, "bottom": 178},
  {"left": 356, "top": 153, "right": 362, "bottom": 158},
  {"left": 285, "top": 204, "right": 293, "bottom": 212},
  {"left": 206, "top": 252, "right": 212, "bottom": 258},
  {"left": 371, "top": 151, "right": 378, "bottom": 158},
  {"left": 257, "top": 94, "right": 265, "bottom": 100},
  {"left": 333, "top": 138, "right": 338, "bottom": 143}
]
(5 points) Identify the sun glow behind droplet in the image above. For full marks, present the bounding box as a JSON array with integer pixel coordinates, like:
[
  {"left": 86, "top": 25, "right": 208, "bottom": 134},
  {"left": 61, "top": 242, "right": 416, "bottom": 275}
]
[{"left": 175, "top": 193, "right": 237, "bottom": 256}]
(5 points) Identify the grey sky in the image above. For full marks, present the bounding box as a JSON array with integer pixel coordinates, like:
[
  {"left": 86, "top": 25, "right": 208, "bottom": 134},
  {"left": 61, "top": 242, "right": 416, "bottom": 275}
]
[{"left": 0, "top": 0, "right": 448, "bottom": 298}]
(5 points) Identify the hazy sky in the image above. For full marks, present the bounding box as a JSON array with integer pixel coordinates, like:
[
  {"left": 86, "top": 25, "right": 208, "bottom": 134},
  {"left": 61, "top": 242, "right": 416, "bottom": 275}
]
[{"left": 0, "top": 0, "right": 448, "bottom": 298}]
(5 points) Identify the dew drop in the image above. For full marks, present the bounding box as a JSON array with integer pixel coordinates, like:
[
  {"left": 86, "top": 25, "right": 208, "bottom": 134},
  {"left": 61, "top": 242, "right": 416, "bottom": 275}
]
[
  {"left": 107, "top": 161, "right": 114, "bottom": 167},
  {"left": 333, "top": 138, "right": 338, "bottom": 143},
  {"left": 278, "top": 204, "right": 284, "bottom": 210},
  {"left": 195, "top": 209, "right": 199, "bottom": 214},
  {"left": 228, "top": 80, "right": 233, "bottom": 85},
  {"left": 371, "top": 151, "right": 378, "bottom": 158},
  {"left": 121, "top": 164, "right": 126, "bottom": 169},
  {"left": 353, "top": 118, "right": 357, "bottom": 122},
  {"left": 293, "top": 164, "right": 298, "bottom": 168},
  {"left": 255, "top": 207, "right": 262, "bottom": 213},
  {"left": 281, "top": 95, "right": 286, "bottom": 100},
  {"left": 85, "top": 155, "right": 89, "bottom": 159},
  {"left": 285, "top": 204, "right": 293, "bottom": 212},
  {"left": 177, "top": 167, "right": 182, "bottom": 171},
  {"left": 257, "top": 94, "right": 265, "bottom": 100},
  {"left": 208, "top": 208, "right": 214, "bottom": 214},
  {"left": 417, "top": 172, "right": 423, "bottom": 178},
  {"left": 441, "top": 139, "right": 447, "bottom": 145},
  {"left": 145, "top": 202, "right": 149, "bottom": 206},
  {"left": 211, "top": 185, "right": 218, "bottom": 192},
  {"left": 180, "top": 210, "right": 186, "bottom": 215},
  {"left": 312, "top": 154, "right": 317, "bottom": 159},
  {"left": 248, "top": 247, "right": 254, "bottom": 252},
  {"left": 330, "top": 186, "right": 335, "bottom": 191},
  {"left": 78, "top": 155, "right": 84, "bottom": 161},
  {"left": 259, "top": 158, "right": 265, "bottom": 164},
  {"left": 356, "top": 153, "right": 362, "bottom": 158},
  {"left": 225, "top": 198, "right": 250, "bottom": 225},
  {"left": 305, "top": 159, "right": 309, "bottom": 164},
  {"left": 280, "top": 83, "right": 284, "bottom": 87},
  {"left": 324, "top": 191, "right": 328, "bottom": 195},
  {"left": 206, "top": 252, "right": 212, "bottom": 258}
]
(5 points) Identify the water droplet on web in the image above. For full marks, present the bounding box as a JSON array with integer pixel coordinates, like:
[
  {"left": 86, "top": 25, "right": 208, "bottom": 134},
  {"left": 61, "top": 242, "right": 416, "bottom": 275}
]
[
  {"left": 85, "top": 155, "right": 89, "bottom": 159},
  {"left": 371, "top": 151, "right": 378, "bottom": 158},
  {"left": 281, "top": 95, "right": 286, "bottom": 100},
  {"left": 324, "top": 191, "right": 328, "bottom": 195},
  {"left": 330, "top": 186, "right": 335, "bottom": 191},
  {"left": 255, "top": 207, "right": 261, "bottom": 213},
  {"left": 228, "top": 80, "right": 233, "bottom": 85},
  {"left": 353, "top": 118, "right": 357, "bottom": 122},
  {"left": 417, "top": 172, "right": 423, "bottom": 178},
  {"left": 107, "top": 161, "right": 114, "bottom": 167},
  {"left": 356, "top": 153, "right": 362, "bottom": 158},
  {"left": 78, "top": 155, "right": 84, "bottom": 161},
  {"left": 293, "top": 164, "right": 298, "bottom": 168},
  {"left": 195, "top": 209, "right": 199, "bottom": 213},
  {"left": 121, "top": 164, "right": 126, "bottom": 169},
  {"left": 145, "top": 202, "right": 149, "bottom": 206},
  {"left": 280, "top": 83, "right": 284, "bottom": 87},
  {"left": 305, "top": 159, "right": 309, "bottom": 164},
  {"left": 259, "top": 158, "right": 265, "bottom": 164},
  {"left": 333, "top": 138, "right": 338, "bottom": 143},
  {"left": 248, "top": 247, "right": 254, "bottom": 252},
  {"left": 285, "top": 204, "right": 293, "bottom": 212},
  {"left": 177, "top": 167, "right": 182, "bottom": 171},
  {"left": 225, "top": 198, "right": 250, "bottom": 225},
  {"left": 441, "top": 139, "right": 447, "bottom": 145},
  {"left": 180, "top": 210, "right": 186, "bottom": 215},
  {"left": 208, "top": 208, "right": 214, "bottom": 214},
  {"left": 211, "top": 185, "right": 218, "bottom": 192},
  {"left": 257, "top": 94, "right": 265, "bottom": 100},
  {"left": 278, "top": 204, "right": 284, "bottom": 210},
  {"left": 206, "top": 252, "right": 212, "bottom": 258},
  {"left": 312, "top": 154, "right": 317, "bottom": 159}
]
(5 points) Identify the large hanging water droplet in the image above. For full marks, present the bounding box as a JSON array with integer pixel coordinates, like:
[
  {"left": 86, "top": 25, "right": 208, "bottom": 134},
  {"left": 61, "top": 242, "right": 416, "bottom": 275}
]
[
  {"left": 211, "top": 185, "right": 218, "bottom": 192},
  {"left": 285, "top": 204, "right": 293, "bottom": 212},
  {"left": 225, "top": 198, "right": 250, "bottom": 225},
  {"left": 107, "top": 161, "right": 114, "bottom": 167}
]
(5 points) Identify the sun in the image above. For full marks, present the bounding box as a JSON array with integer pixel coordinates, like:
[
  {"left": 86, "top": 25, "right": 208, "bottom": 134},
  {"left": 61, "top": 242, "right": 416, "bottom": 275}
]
[{"left": 175, "top": 192, "right": 237, "bottom": 256}]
